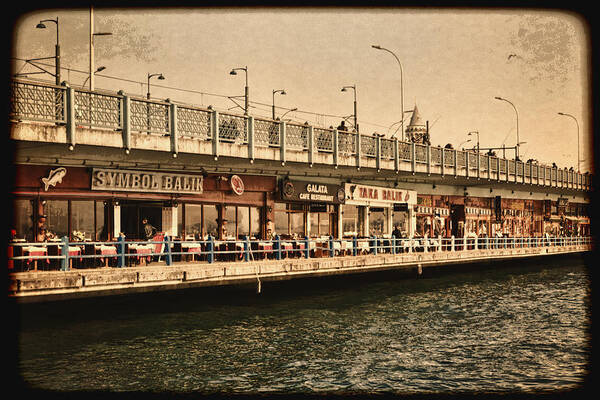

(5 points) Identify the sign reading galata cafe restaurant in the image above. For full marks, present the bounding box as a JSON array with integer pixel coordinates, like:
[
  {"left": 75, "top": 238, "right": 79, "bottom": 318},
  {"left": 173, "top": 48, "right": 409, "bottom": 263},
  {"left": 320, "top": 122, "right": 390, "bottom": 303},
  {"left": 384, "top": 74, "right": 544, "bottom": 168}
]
[{"left": 91, "top": 168, "right": 203, "bottom": 194}]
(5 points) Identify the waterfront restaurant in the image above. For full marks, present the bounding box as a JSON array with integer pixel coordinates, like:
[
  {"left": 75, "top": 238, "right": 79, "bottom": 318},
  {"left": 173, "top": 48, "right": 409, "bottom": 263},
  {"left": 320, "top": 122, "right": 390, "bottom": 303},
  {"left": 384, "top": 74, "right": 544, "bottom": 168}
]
[
  {"left": 343, "top": 183, "right": 417, "bottom": 238},
  {"left": 276, "top": 178, "right": 346, "bottom": 238},
  {"left": 10, "top": 165, "right": 276, "bottom": 243}
]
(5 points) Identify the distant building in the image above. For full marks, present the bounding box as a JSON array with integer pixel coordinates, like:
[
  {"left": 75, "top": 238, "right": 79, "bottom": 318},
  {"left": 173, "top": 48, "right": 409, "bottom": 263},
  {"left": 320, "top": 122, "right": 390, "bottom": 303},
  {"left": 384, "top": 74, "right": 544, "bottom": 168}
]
[{"left": 405, "top": 104, "right": 430, "bottom": 145}]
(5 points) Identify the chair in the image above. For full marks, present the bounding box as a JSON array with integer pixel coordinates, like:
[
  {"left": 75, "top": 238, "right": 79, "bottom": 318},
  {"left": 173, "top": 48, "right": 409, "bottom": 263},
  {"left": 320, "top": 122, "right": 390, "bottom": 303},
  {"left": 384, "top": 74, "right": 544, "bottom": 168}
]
[{"left": 151, "top": 232, "right": 165, "bottom": 262}]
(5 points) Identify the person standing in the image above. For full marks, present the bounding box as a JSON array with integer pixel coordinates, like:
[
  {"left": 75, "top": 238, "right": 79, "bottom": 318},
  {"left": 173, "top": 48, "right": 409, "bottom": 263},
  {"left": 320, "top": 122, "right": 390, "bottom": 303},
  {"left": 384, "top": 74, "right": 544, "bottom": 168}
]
[{"left": 142, "top": 218, "right": 157, "bottom": 241}]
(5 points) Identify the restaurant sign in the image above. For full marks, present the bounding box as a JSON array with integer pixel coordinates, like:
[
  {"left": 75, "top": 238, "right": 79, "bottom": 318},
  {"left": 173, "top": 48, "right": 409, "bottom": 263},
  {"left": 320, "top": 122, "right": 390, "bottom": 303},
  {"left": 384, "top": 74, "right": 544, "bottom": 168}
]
[
  {"left": 91, "top": 168, "right": 203, "bottom": 194},
  {"left": 344, "top": 183, "right": 417, "bottom": 206},
  {"left": 281, "top": 179, "right": 345, "bottom": 204}
]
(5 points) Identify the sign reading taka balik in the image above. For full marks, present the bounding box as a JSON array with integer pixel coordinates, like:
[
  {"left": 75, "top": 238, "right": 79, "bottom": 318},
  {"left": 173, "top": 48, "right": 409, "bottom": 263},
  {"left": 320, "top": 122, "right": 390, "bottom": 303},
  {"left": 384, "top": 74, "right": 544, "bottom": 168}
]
[
  {"left": 344, "top": 183, "right": 417, "bottom": 205},
  {"left": 91, "top": 168, "right": 203, "bottom": 194}
]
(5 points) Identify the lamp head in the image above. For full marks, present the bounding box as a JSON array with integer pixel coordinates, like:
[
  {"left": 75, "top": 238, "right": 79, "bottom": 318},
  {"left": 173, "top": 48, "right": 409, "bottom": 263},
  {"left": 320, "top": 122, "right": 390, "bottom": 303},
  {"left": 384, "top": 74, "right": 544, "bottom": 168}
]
[
  {"left": 494, "top": 96, "right": 503, "bottom": 100},
  {"left": 96, "top": 66, "right": 106, "bottom": 73},
  {"left": 341, "top": 87, "right": 347, "bottom": 92},
  {"left": 36, "top": 22, "right": 46, "bottom": 29},
  {"left": 229, "top": 69, "right": 237, "bottom": 76},
  {"left": 158, "top": 74, "right": 165, "bottom": 80},
  {"left": 371, "top": 44, "right": 381, "bottom": 49}
]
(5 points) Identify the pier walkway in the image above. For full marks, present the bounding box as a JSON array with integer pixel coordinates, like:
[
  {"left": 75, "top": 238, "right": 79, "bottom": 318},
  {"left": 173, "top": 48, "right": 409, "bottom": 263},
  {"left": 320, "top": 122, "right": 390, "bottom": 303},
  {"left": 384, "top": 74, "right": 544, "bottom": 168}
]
[{"left": 8, "top": 235, "right": 592, "bottom": 303}]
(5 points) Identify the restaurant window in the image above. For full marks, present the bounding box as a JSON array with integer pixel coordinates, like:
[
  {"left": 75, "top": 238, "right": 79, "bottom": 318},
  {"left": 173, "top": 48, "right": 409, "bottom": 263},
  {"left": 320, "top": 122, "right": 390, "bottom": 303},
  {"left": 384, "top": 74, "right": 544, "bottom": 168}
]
[
  {"left": 342, "top": 204, "right": 359, "bottom": 237},
  {"left": 203, "top": 204, "right": 218, "bottom": 238},
  {"left": 309, "top": 206, "right": 332, "bottom": 238},
  {"left": 250, "top": 207, "right": 261, "bottom": 238},
  {"left": 274, "top": 202, "right": 305, "bottom": 237},
  {"left": 369, "top": 207, "right": 389, "bottom": 236},
  {"left": 392, "top": 210, "right": 408, "bottom": 237},
  {"left": 184, "top": 204, "right": 202, "bottom": 239},
  {"left": 71, "top": 200, "right": 95, "bottom": 240},
  {"left": 416, "top": 215, "right": 430, "bottom": 237},
  {"left": 12, "top": 199, "right": 33, "bottom": 240},
  {"left": 95, "top": 201, "right": 105, "bottom": 240},
  {"left": 45, "top": 200, "right": 69, "bottom": 239},
  {"left": 224, "top": 206, "right": 236, "bottom": 239},
  {"left": 238, "top": 206, "right": 250, "bottom": 238}
]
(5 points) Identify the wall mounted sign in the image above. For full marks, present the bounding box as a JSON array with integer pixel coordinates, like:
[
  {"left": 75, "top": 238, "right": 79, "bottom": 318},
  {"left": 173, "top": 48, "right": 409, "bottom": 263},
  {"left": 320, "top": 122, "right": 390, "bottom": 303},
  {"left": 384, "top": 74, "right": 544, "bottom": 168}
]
[
  {"left": 344, "top": 183, "right": 417, "bottom": 206},
  {"left": 91, "top": 168, "right": 203, "bottom": 194},
  {"left": 230, "top": 174, "right": 245, "bottom": 195},
  {"left": 41, "top": 167, "right": 67, "bottom": 191},
  {"left": 281, "top": 179, "right": 345, "bottom": 204}
]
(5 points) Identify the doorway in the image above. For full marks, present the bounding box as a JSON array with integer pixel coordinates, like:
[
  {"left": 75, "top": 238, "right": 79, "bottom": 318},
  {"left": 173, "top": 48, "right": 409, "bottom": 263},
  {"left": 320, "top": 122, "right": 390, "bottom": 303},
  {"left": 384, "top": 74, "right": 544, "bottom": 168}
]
[{"left": 120, "top": 201, "right": 163, "bottom": 239}]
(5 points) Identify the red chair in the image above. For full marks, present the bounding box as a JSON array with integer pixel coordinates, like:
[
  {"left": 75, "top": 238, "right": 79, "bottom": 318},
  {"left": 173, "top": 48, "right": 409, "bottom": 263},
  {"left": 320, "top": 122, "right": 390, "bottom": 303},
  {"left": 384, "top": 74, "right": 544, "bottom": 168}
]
[{"left": 151, "top": 232, "right": 165, "bottom": 262}]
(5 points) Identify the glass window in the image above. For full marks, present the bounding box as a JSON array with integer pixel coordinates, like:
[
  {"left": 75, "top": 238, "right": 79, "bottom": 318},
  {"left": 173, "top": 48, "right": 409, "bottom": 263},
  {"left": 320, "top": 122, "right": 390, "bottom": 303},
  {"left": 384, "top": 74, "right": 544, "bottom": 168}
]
[
  {"left": 250, "top": 207, "right": 261, "bottom": 238},
  {"left": 203, "top": 205, "right": 218, "bottom": 238},
  {"left": 45, "top": 200, "right": 68, "bottom": 239},
  {"left": 290, "top": 212, "right": 304, "bottom": 237},
  {"left": 185, "top": 204, "right": 202, "bottom": 239},
  {"left": 342, "top": 204, "right": 358, "bottom": 237},
  {"left": 71, "top": 201, "right": 94, "bottom": 240},
  {"left": 369, "top": 208, "right": 388, "bottom": 236},
  {"left": 274, "top": 208, "right": 288, "bottom": 236},
  {"left": 12, "top": 199, "right": 32, "bottom": 240},
  {"left": 224, "top": 206, "right": 236, "bottom": 239},
  {"left": 392, "top": 210, "right": 408, "bottom": 237},
  {"left": 238, "top": 207, "right": 250, "bottom": 238},
  {"left": 95, "top": 201, "right": 105, "bottom": 240}
]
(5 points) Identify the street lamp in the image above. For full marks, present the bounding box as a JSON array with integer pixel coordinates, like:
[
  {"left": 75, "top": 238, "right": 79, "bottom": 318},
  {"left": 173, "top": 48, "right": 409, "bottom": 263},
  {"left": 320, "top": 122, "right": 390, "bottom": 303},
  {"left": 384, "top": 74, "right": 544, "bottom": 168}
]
[
  {"left": 147, "top": 73, "right": 165, "bottom": 99},
  {"left": 372, "top": 45, "right": 404, "bottom": 140},
  {"left": 494, "top": 96, "right": 520, "bottom": 160},
  {"left": 230, "top": 66, "right": 249, "bottom": 114},
  {"left": 459, "top": 138, "right": 472, "bottom": 150},
  {"left": 341, "top": 85, "right": 358, "bottom": 132},
  {"left": 468, "top": 131, "right": 479, "bottom": 153},
  {"left": 558, "top": 112, "right": 580, "bottom": 172},
  {"left": 36, "top": 17, "right": 60, "bottom": 85},
  {"left": 280, "top": 107, "right": 298, "bottom": 120},
  {"left": 89, "top": 6, "right": 112, "bottom": 91},
  {"left": 82, "top": 66, "right": 106, "bottom": 88},
  {"left": 272, "top": 89, "right": 286, "bottom": 120}
]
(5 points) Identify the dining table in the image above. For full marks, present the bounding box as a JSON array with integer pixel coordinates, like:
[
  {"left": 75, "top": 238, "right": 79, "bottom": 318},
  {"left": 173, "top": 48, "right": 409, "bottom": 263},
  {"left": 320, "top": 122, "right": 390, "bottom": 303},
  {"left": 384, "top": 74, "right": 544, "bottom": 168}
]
[{"left": 128, "top": 243, "right": 154, "bottom": 266}]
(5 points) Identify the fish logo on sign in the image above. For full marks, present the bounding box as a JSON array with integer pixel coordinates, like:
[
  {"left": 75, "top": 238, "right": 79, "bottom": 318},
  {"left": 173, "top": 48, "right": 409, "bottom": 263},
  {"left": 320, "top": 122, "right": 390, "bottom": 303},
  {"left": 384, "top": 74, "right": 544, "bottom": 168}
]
[{"left": 41, "top": 167, "right": 67, "bottom": 191}]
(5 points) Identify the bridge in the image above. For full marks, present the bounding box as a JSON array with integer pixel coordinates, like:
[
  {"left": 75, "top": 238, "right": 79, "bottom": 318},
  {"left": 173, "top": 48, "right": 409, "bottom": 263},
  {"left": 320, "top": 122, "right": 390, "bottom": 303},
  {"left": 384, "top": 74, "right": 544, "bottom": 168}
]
[{"left": 9, "top": 79, "right": 592, "bottom": 194}]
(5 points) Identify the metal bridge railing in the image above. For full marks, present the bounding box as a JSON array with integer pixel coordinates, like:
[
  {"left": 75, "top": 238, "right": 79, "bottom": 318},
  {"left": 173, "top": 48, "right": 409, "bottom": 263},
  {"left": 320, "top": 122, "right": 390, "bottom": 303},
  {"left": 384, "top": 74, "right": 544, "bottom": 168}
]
[{"left": 9, "top": 79, "right": 591, "bottom": 191}]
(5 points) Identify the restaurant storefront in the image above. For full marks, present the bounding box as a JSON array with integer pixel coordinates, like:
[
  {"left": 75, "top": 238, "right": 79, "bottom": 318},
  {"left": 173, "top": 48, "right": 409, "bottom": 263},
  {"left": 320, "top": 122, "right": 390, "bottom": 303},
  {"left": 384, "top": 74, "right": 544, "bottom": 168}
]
[
  {"left": 343, "top": 183, "right": 417, "bottom": 238},
  {"left": 277, "top": 178, "right": 345, "bottom": 239},
  {"left": 11, "top": 165, "right": 276, "bottom": 243}
]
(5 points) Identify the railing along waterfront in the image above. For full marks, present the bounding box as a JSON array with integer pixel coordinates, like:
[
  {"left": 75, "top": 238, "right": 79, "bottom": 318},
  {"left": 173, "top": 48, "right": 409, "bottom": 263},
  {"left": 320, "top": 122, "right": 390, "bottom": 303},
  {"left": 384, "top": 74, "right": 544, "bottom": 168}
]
[
  {"left": 8, "top": 235, "right": 593, "bottom": 273},
  {"left": 9, "top": 79, "right": 591, "bottom": 191}
]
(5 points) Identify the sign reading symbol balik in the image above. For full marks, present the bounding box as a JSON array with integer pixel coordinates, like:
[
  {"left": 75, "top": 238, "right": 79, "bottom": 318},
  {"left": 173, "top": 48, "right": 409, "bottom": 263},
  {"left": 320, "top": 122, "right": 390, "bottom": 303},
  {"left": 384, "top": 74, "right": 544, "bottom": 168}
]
[
  {"left": 230, "top": 175, "right": 244, "bottom": 195},
  {"left": 42, "top": 167, "right": 67, "bottom": 191}
]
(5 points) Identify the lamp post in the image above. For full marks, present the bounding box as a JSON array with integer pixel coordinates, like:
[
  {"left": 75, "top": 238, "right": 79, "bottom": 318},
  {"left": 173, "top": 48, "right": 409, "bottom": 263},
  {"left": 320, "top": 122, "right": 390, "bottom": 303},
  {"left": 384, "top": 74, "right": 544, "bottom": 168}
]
[
  {"left": 36, "top": 17, "right": 60, "bottom": 85},
  {"left": 272, "top": 89, "right": 286, "bottom": 120},
  {"left": 82, "top": 66, "right": 106, "bottom": 88},
  {"left": 494, "top": 96, "right": 520, "bottom": 160},
  {"left": 230, "top": 66, "right": 249, "bottom": 115},
  {"left": 459, "top": 138, "right": 472, "bottom": 150},
  {"left": 147, "top": 73, "right": 165, "bottom": 99},
  {"left": 280, "top": 107, "right": 298, "bottom": 120},
  {"left": 372, "top": 45, "right": 404, "bottom": 140},
  {"left": 468, "top": 131, "right": 479, "bottom": 153},
  {"left": 558, "top": 112, "right": 580, "bottom": 172},
  {"left": 89, "top": 6, "right": 112, "bottom": 91},
  {"left": 341, "top": 85, "right": 358, "bottom": 132}
]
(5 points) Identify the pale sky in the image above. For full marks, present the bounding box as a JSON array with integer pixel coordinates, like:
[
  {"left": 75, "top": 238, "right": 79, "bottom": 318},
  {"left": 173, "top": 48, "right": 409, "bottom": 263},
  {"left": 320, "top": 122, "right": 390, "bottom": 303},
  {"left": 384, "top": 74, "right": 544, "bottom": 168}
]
[{"left": 11, "top": 7, "right": 592, "bottom": 172}]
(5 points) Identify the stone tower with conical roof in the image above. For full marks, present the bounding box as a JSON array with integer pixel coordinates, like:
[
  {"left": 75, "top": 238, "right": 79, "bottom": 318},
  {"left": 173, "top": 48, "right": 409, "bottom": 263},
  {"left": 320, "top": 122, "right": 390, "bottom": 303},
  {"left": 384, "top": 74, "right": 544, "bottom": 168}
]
[{"left": 405, "top": 105, "right": 429, "bottom": 144}]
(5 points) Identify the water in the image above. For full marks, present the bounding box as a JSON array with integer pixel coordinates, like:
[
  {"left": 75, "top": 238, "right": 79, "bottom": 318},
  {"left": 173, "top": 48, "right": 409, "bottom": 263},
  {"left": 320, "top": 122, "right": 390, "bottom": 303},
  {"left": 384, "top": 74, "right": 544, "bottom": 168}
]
[{"left": 13, "top": 255, "right": 591, "bottom": 394}]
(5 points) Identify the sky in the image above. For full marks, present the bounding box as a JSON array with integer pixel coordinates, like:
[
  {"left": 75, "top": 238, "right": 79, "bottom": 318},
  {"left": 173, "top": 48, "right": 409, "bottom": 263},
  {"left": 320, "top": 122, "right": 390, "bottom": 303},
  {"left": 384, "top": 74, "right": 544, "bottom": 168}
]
[{"left": 10, "top": 7, "right": 593, "bottom": 172}]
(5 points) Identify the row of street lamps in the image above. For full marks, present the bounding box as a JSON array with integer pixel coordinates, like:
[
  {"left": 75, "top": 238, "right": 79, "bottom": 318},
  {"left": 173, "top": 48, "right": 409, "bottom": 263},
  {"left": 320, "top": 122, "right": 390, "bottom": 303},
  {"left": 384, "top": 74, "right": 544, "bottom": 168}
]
[{"left": 29, "top": 17, "right": 582, "bottom": 170}]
